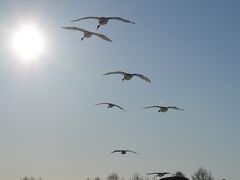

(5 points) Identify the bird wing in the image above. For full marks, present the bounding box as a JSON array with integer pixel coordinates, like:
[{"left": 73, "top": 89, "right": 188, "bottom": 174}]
[
  {"left": 111, "top": 150, "right": 121, "bottom": 154},
  {"left": 103, "top": 71, "right": 126, "bottom": 76},
  {"left": 92, "top": 32, "right": 112, "bottom": 42},
  {"left": 146, "top": 173, "right": 159, "bottom": 175},
  {"left": 143, "top": 106, "right": 161, "bottom": 109},
  {"left": 133, "top": 74, "right": 151, "bottom": 83},
  {"left": 146, "top": 172, "right": 170, "bottom": 177},
  {"left": 113, "top": 104, "right": 126, "bottom": 111},
  {"left": 71, "top": 16, "right": 100, "bottom": 21},
  {"left": 95, "top": 103, "right": 110, "bottom": 106},
  {"left": 167, "top": 106, "right": 184, "bottom": 111},
  {"left": 157, "top": 172, "right": 172, "bottom": 177},
  {"left": 108, "top": 17, "right": 135, "bottom": 24},
  {"left": 126, "top": 150, "right": 138, "bottom": 154},
  {"left": 61, "top": 26, "right": 87, "bottom": 33}
]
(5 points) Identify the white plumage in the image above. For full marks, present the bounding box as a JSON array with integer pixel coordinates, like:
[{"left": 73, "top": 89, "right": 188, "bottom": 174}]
[
  {"left": 103, "top": 71, "right": 151, "bottom": 83},
  {"left": 111, "top": 149, "right": 138, "bottom": 155},
  {"left": 95, "top": 103, "right": 126, "bottom": 111},
  {"left": 71, "top": 16, "right": 135, "bottom": 29},
  {"left": 144, "top": 105, "right": 184, "bottom": 112}
]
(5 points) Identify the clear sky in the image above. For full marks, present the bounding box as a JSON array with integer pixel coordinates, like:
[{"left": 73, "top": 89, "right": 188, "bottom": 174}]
[{"left": 0, "top": 0, "right": 240, "bottom": 180}]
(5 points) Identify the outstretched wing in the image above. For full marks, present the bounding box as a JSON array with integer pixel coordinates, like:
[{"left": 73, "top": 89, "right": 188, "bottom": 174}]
[
  {"left": 156, "top": 172, "right": 172, "bottom": 177},
  {"left": 61, "top": 26, "right": 87, "bottom": 33},
  {"left": 111, "top": 150, "right": 121, "bottom": 154},
  {"left": 71, "top": 16, "right": 100, "bottom": 22},
  {"left": 146, "top": 173, "right": 159, "bottom": 175},
  {"left": 108, "top": 17, "right": 135, "bottom": 24},
  {"left": 92, "top": 32, "right": 112, "bottom": 42},
  {"left": 146, "top": 172, "right": 171, "bottom": 176},
  {"left": 167, "top": 106, "right": 184, "bottom": 111},
  {"left": 133, "top": 74, "right": 151, "bottom": 83},
  {"left": 126, "top": 150, "right": 138, "bottom": 154},
  {"left": 113, "top": 104, "right": 126, "bottom": 111},
  {"left": 95, "top": 103, "right": 110, "bottom": 106},
  {"left": 103, "top": 71, "right": 126, "bottom": 76},
  {"left": 143, "top": 106, "right": 161, "bottom": 109}
]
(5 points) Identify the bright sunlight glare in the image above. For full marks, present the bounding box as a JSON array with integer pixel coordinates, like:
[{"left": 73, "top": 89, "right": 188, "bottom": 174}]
[{"left": 12, "top": 25, "right": 44, "bottom": 62}]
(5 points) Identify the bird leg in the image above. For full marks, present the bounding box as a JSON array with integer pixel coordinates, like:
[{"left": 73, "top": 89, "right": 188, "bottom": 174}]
[
  {"left": 96, "top": 24, "right": 101, "bottom": 30},
  {"left": 122, "top": 78, "right": 125, "bottom": 81},
  {"left": 81, "top": 36, "right": 85, "bottom": 42}
]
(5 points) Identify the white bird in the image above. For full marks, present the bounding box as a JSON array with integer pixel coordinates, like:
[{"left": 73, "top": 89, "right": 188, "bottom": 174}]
[
  {"left": 61, "top": 26, "right": 112, "bottom": 42},
  {"left": 146, "top": 172, "right": 173, "bottom": 177},
  {"left": 103, "top": 71, "right": 151, "bottom": 83},
  {"left": 143, "top": 105, "right": 184, "bottom": 112},
  {"left": 111, "top": 150, "right": 138, "bottom": 155},
  {"left": 95, "top": 103, "right": 126, "bottom": 111},
  {"left": 71, "top": 16, "right": 135, "bottom": 29}
]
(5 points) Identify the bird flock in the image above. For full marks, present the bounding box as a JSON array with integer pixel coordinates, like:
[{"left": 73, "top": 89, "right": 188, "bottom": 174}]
[{"left": 62, "top": 16, "right": 184, "bottom": 179}]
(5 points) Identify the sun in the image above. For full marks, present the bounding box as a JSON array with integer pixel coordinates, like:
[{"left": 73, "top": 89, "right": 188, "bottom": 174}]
[{"left": 12, "top": 25, "right": 45, "bottom": 62}]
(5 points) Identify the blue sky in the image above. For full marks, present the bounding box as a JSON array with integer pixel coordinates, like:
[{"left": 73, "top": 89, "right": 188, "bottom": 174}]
[{"left": 0, "top": 0, "right": 240, "bottom": 180}]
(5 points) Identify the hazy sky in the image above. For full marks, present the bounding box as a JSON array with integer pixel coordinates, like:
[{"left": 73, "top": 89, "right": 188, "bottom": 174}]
[{"left": 0, "top": 0, "right": 240, "bottom": 180}]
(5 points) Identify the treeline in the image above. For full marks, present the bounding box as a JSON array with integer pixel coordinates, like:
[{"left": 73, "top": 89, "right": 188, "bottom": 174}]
[{"left": 20, "top": 166, "right": 225, "bottom": 180}]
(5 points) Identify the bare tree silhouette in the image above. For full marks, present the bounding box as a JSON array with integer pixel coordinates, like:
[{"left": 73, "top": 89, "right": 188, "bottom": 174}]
[
  {"left": 107, "top": 173, "right": 120, "bottom": 180},
  {"left": 20, "top": 177, "right": 42, "bottom": 180},
  {"left": 191, "top": 167, "right": 214, "bottom": 180},
  {"left": 131, "top": 173, "right": 144, "bottom": 180},
  {"left": 95, "top": 177, "right": 101, "bottom": 180}
]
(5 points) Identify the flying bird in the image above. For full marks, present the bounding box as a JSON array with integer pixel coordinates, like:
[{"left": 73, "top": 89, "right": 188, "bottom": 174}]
[
  {"left": 111, "top": 150, "right": 138, "bottom": 155},
  {"left": 143, "top": 105, "right": 184, "bottom": 112},
  {"left": 103, "top": 71, "right": 151, "bottom": 83},
  {"left": 61, "top": 26, "right": 112, "bottom": 42},
  {"left": 146, "top": 172, "right": 173, "bottom": 177},
  {"left": 95, "top": 103, "right": 126, "bottom": 111},
  {"left": 71, "top": 16, "right": 135, "bottom": 29}
]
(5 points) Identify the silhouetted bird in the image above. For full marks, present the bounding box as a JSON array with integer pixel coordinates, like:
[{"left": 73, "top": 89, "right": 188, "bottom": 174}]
[
  {"left": 103, "top": 71, "right": 151, "bottom": 83},
  {"left": 146, "top": 172, "right": 173, "bottom": 177},
  {"left": 61, "top": 27, "right": 112, "bottom": 42},
  {"left": 111, "top": 150, "right": 138, "bottom": 155},
  {"left": 95, "top": 103, "right": 126, "bottom": 111},
  {"left": 143, "top": 105, "right": 184, "bottom": 112},
  {"left": 71, "top": 16, "right": 135, "bottom": 29}
]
